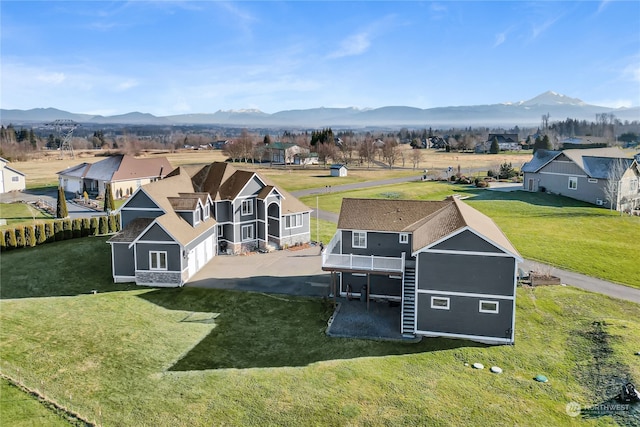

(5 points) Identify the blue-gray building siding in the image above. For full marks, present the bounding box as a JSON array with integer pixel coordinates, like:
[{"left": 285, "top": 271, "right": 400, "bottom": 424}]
[
  {"left": 140, "top": 223, "right": 174, "bottom": 242},
  {"left": 417, "top": 252, "right": 515, "bottom": 296},
  {"left": 125, "top": 190, "right": 158, "bottom": 209},
  {"left": 341, "top": 230, "right": 411, "bottom": 258},
  {"left": 120, "top": 209, "right": 163, "bottom": 228},
  {"left": 112, "top": 242, "right": 135, "bottom": 277},
  {"left": 416, "top": 293, "right": 514, "bottom": 340},
  {"left": 340, "top": 272, "right": 402, "bottom": 297},
  {"left": 135, "top": 242, "right": 181, "bottom": 271},
  {"left": 431, "top": 230, "right": 505, "bottom": 253}
]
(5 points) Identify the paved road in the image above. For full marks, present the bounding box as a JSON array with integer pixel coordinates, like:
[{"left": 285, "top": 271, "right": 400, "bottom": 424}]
[{"left": 295, "top": 176, "right": 640, "bottom": 304}]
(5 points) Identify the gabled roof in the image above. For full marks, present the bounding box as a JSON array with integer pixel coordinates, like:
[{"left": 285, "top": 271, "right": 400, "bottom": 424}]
[
  {"left": 521, "top": 147, "right": 635, "bottom": 178},
  {"left": 330, "top": 164, "right": 347, "bottom": 169},
  {"left": 57, "top": 154, "right": 172, "bottom": 182},
  {"left": 267, "top": 142, "right": 298, "bottom": 150},
  {"left": 108, "top": 217, "right": 154, "bottom": 243},
  {"left": 188, "top": 162, "right": 310, "bottom": 214},
  {"left": 337, "top": 197, "right": 520, "bottom": 257},
  {"left": 0, "top": 158, "right": 26, "bottom": 176}
]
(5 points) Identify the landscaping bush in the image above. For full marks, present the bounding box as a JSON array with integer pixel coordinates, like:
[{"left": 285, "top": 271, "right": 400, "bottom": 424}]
[
  {"left": 81, "top": 218, "right": 91, "bottom": 237},
  {"left": 63, "top": 219, "right": 73, "bottom": 240},
  {"left": 14, "top": 226, "right": 25, "bottom": 248},
  {"left": 5, "top": 229, "right": 16, "bottom": 250},
  {"left": 1, "top": 230, "right": 8, "bottom": 251},
  {"left": 98, "top": 216, "right": 108, "bottom": 235},
  {"left": 487, "top": 169, "right": 495, "bottom": 178},
  {"left": 476, "top": 180, "right": 489, "bottom": 188},
  {"left": 72, "top": 218, "right": 83, "bottom": 238},
  {"left": 108, "top": 214, "right": 119, "bottom": 233},
  {"left": 44, "top": 222, "right": 54, "bottom": 243},
  {"left": 24, "top": 224, "right": 36, "bottom": 247},
  {"left": 53, "top": 220, "right": 64, "bottom": 241},
  {"left": 35, "top": 223, "right": 46, "bottom": 245},
  {"left": 90, "top": 217, "right": 98, "bottom": 236}
]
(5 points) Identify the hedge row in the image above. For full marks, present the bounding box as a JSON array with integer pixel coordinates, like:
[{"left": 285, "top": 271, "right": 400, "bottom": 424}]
[{"left": 0, "top": 214, "right": 121, "bottom": 252}]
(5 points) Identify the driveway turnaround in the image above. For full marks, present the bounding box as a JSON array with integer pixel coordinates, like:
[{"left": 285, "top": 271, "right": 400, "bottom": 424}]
[{"left": 186, "top": 245, "right": 330, "bottom": 297}]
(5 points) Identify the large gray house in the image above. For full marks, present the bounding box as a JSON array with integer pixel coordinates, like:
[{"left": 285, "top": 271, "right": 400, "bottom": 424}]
[
  {"left": 322, "top": 197, "right": 522, "bottom": 345},
  {"left": 109, "top": 162, "right": 311, "bottom": 287},
  {"left": 521, "top": 148, "right": 640, "bottom": 212}
]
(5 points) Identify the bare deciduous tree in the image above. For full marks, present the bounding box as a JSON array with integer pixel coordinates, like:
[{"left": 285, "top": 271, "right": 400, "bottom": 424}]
[
  {"left": 603, "top": 158, "right": 627, "bottom": 212},
  {"left": 410, "top": 148, "right": 423, "bottom": 169}
]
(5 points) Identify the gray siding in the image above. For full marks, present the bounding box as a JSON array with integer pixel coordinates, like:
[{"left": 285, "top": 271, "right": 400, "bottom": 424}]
[
  {"left": 234, "top": 198, "right": 256, "bottom": 222},
  {"left": 184, "top": 226, "right": 216, "bottom": 251},
  {"left": 112, "top": 242, "right": 135, "bottom": 277},
  {"left": 341, "top": 230, "right": 411, "bottom": 258},
  {"left": 214, "top": 201, "right": 232, "bottom": 223},
  {"left": 268, "top": 217, "right": 280, "bottom": 237},
  {"left": 125, "top": 190, "right": 158, "bottom": 209},
  {"left": 135, "top": 242, "right": 181, "bottom": 271},
  {"left": 416, "top": 294, "right": 514, "bottom": 340},
  {"left": 281, "top": 212, "right": 310, "bottom": 240},
  {"left": 238, "top": 176, "right": 264, "bottom": 197},
  {"left": 417, "top": 252, "right": 515, "bottom": 296},
  {"left": 139, "top": 223, "right": 174, "bottom": 242},
  {"left": 121, "top": 209, "right": 163, "bottom": 228},
  {"left": 431, "top": 229, "right": 504, "bottom": 253},
  {"left": 176, "top": 211, "right": 193, "bottom": 226}
]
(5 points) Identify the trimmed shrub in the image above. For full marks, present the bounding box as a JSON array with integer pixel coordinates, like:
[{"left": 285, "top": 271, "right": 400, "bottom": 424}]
[
  {"left": 81, "top": 218, "right": 91, "bottom": 237},
  {"left": 98, "top": 216, "right": 108, "bottom": 235},
  {"left": 24, "top": 224, "right": 36, "bottom": 247},
  {"left": 63, "top": 219, "right": 73, "bottom": 240},
  {"left": 72, "top": 218, "right": 83, "bottom": 238},
  {"left": 14, "top": 226, "right": 25, "bottom": 248},
  {"left": 53, "top": 220, "right": 64, "bottom": 241},
  {"left": 1, "top": 230, "right": 7, "bottom": 251},
  {"left": 90, "top": 217, "right": 99, "bottom": 236},
  {"left": 44, "top": 222, "right": 54, "bottom": 243},
  {"left": 476, "top": 180, "right": 489, "bottom": 188},
  {"left": 108, "top": 214, "right": 118, "bottom": 233},
  {"left": 6, "top": 229, "right": 17, "bottom": 250},
  {"left": 35, "top": 223, "right": 46, "bottom": 245}
]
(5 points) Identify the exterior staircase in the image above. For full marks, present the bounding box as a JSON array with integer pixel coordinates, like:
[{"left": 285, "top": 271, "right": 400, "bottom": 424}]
[{"left": 401, "top": 262, "right": 416, "bottom": 337}]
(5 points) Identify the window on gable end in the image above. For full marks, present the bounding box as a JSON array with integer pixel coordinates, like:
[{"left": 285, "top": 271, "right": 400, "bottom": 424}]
[
  {"left": 241, "top": 199, "right": 253, "bottom": 216},
  {"left": 352, "top": 231, "right": 367, "bottom": 248}
]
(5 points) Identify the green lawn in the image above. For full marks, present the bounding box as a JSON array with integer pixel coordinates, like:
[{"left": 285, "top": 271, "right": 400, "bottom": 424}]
[
  {"left": 1, "top": 238, "right": 639, "bottom": 426},
  {"left": 0, "top": 203, "right": 53, "bottom": 230},
  {"left": 301, "top": 182, "right": 640, "bottom": 288},
  {"left": 0, "top": 379, "right": 74, "bottom": 426}
]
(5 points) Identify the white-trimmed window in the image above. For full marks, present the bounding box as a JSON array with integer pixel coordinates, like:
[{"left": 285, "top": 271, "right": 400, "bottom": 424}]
[
  {"left": 430, "top": 296, "right": 450, "bottom": 310},
  {"left": 588, "top": 178, "right": 598, "bottom": 184},
  {"left": 217, "top": 224, "right": 223, "bottom": 236},
  {"left": 241, "top": 224, "right": 254, "bottom": 241},
  {"left": 11, "top": 176, "right": 19, "bottom": 182},
  {"left": 194, "top": 207, "right": 201, "bottom": 224},
  {"left": 399, "top": 233, "right": 409, "bottom": 244},
  {"left": 241, "top": 199, "right": 253, "bottom": 216},
  {"left": 568, "top": 176, "right": 578, "bottom": 190},
  {"left": 149, "top": 251, "right": 167, "bottom": 270},
  {"left": 204, "top": 203, "right": 210, "bottom": 219},
  {"left": 285, "top": 213, "right": 303, "bottom": 229},
  {"left": 352, "top": 231, "right": 367, "bottom": 248},
  {"left": 479, "top": 300, "right": 499, "bottom": 314}
]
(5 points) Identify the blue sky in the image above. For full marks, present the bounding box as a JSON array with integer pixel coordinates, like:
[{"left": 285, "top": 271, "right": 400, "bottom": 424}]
[{"left": 2, "top": 1, "right": 639, "bottom": 116}]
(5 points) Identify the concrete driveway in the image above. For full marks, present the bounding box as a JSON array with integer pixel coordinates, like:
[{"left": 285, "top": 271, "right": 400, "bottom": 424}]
[{"left": 186, "top": 246, "right": 331, "bottom": 297}]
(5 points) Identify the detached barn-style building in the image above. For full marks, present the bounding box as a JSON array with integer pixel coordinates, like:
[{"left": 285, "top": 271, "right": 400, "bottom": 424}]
[
  {"left": 322, "top": 197, "right": 522, "bottom": 345},
  {"left": 0, "top": 157, "right": 26, "bottom": 193}
]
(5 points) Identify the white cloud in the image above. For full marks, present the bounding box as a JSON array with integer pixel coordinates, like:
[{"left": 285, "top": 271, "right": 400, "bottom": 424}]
[
  {"left": 589, "top": 98, "right": 633, "bottom": 108},
  {"left": 328, "top": 32, "right": 372, "bottom": 59},
  {"left": 115, "top": 79, "right": 139, "bottom": 91},
  {"left": 531, "top": 17, "right": 559, "bottom": 39},
  {"left": 37, "top": 72, "right": 66, "bottom": 84},
  {"left": 494, "top": 33, "right": 507, "bottom": 47},
  {"left": 622, "top": 63, "right": 640, "bottom": 82}
]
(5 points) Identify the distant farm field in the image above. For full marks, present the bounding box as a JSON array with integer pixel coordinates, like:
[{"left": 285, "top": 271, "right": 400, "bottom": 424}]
[
  {"left": 10, "top": 148, "right": 533, "bottom": 190},
  {"left": 1, "top": 237, "right": 639, "bottom": 426}
]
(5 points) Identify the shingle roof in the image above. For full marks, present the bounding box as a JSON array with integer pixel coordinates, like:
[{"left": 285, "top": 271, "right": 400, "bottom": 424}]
[
  {"left": 521, "top": 150, "right": 561, "bottom": 173},
  {"left": 57, "top": 155, "right": 172, "bottom": 182},
  {"left": 108, "top": 217, "right": 154, "bottom": 243},
  {"left": 338, "top": 197, "right": 520, "bottom": 257},
  {"left": 521, "top": 147, "right": 633, "bottom": 177}
]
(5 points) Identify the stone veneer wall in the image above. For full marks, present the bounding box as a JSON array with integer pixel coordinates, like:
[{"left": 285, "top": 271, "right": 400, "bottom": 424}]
[
  {"left": 280, "top": 232, "right": 310, "bottom": 248},
  {"left": 136, "top": 271, "right": 182, "bottom": 287}
]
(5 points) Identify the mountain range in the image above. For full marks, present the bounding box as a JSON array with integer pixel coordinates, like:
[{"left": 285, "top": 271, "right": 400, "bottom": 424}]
[{"left": 1, "top": 91, "right": 638, "bottom": 129}]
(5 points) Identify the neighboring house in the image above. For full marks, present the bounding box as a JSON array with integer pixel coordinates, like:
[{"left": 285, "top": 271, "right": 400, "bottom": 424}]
[
  {"left": 322, "top": 197, "right": 522, "bottom": 345},
  {"left": 109, "top": 162, "right": 312, "bottom": 287},
  {"left": 521, "top": 148, "right": 640, "bottom": 212},
  {"left": 330, "top": 164, "right": 348, "bottom": 177},
  {"left": 0, "top": 157, "right": 26, "bottom": 193},
  {"left": 476, "top": 133, "right": 520, "bottom": 153},
  {"left": 266, "top": 142, "right": 313, "bottom": 165},
  {"left": 57, "top": 154, "right": 172, "bottom": 198}
]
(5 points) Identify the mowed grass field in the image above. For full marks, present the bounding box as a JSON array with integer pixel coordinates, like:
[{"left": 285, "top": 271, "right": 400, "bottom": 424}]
[
  {"left": 302, "top": 181, "right": 640, "bottom": 288},
  {"left": 1, "top": 237, "right": 639, "bottom": 426}
]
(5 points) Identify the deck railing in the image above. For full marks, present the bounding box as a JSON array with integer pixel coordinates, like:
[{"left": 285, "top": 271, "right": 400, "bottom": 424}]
[{"left": 322, "top": 233, "right": 404, "bottom": 273}]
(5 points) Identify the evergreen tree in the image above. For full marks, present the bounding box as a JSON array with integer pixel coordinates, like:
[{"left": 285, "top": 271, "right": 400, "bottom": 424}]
[
  {"left": 489, "top": 137, "right": 500, "bottom": 154},
  {"left": 263, "top": 135, "right": 271, "bottom": 145},
  {"left": 56, "top": 187, "right": 68, "bottom": 218},
  {"left": 104, "top": 183, "right": 115, "bottom": 213}
]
